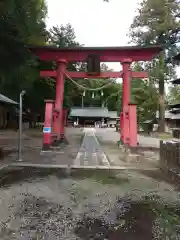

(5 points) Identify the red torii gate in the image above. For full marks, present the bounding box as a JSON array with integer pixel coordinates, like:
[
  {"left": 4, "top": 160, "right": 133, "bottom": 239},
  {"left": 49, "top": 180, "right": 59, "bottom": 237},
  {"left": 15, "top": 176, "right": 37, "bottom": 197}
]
[{"left": 30, "top": 45, "right": 162, "bottom": 150}]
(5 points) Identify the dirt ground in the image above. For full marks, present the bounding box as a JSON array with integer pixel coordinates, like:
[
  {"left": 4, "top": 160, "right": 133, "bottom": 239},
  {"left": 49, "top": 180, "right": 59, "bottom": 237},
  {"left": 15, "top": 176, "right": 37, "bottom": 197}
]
[
  {"left": 96, "top": 128, "right": 159, "bottom": 170},
  {"left": 0, "top": 128, "right": 83, "bottom": 166},
  {"left": 0, "top": 128, "right": 179, "bottom": 239}
]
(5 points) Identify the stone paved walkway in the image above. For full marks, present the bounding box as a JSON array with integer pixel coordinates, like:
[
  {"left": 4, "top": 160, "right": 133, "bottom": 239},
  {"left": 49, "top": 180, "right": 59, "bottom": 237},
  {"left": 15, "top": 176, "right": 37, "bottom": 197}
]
[{"left": 74, "top": 128, "right": 110, "bottom": 167}]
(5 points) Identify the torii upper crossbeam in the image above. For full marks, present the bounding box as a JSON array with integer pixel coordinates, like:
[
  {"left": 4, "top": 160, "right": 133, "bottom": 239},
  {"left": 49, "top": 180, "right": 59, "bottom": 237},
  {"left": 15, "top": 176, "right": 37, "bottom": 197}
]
[{"left": 30, "top": 45, "right": 161, "bottom": 62}]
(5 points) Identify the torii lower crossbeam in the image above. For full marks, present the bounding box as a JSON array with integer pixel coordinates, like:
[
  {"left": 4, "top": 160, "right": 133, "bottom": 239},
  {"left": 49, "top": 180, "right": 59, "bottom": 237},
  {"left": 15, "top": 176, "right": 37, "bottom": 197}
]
[{"left": 40, "top": 71, "right": 148, "bottom": 79}]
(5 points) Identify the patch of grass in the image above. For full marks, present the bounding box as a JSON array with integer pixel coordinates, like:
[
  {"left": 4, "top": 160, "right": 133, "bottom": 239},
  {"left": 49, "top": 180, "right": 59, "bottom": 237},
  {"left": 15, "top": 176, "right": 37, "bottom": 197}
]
[
  {"left": 153, "top": 202, "right": 180, "bottom": 227},
  {"left": 139, "top": 132, "right": 173, "bottom": 140},
  {"left": 71, "top": 169, "right": 129, "bottom": 185},
  {"left": 141, "top": 195, "right": 180, "bottom": 237},
  {"left": 91, "top": 173, "right": 128, "bottom": 185},
  {"left": 156, "top": 133, "right": 173, "bottom": 140}
]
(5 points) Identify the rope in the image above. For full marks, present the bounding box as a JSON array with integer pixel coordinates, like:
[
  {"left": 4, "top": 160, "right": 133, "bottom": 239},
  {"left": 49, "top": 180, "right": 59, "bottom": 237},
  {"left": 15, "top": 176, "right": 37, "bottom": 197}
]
[{"left": 64, "top": 72, "right": 116, "bottom": 91}]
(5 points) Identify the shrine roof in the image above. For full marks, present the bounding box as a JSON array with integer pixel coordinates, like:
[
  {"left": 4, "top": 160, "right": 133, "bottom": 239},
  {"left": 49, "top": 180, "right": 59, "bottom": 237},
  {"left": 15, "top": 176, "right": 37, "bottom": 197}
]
[
  {"left": 70, "top": 107, "right": 108, "bottom": 118},
  {"left": 29, "top": 44, "right": 162, "bottom": 62},
  {"left": 173, "top": 53, "right": 180, "bottom": 61},
  {"left": 69, "top": 107, "right": 119, "bottom": 119},
  {"left": 107, "top": 111, "right": 119, "bottom": 119},
  {"left": 156, "top": 110, "right": 177, "bottom": 119},
  {"left": 171, "top": 78, "right": 180, "bottom": 84},
  {"left": 0, "top": 93, "right": 17, "bottom": 105},
  {"left": 169, "top": 103, "right": 180, "bottom": 109}
]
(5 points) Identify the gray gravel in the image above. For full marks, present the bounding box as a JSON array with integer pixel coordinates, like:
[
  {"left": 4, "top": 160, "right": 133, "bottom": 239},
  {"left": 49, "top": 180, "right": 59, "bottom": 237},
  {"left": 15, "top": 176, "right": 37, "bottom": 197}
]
[{"left": 0, "top": 167, "right": 179, "bottom": 239}]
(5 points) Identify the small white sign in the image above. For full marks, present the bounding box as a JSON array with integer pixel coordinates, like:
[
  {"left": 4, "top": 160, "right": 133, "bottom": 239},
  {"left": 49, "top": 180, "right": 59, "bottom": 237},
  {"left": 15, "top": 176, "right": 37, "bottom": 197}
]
[{"left": 43, "top": 127, "right": 52, "bottom": 133}]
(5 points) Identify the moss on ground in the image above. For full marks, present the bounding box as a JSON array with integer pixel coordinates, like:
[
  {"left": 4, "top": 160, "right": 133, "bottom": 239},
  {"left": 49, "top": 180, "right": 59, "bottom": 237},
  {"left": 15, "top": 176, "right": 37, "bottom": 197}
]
[{"left": 71, "top": 169, "right": 129, "bottom": 185}]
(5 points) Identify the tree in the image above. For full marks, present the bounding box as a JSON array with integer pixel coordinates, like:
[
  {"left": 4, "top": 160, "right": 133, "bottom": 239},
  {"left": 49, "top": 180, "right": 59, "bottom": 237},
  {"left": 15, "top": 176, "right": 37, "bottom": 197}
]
[
  {"left": 0, "top": 0, "right": 47, "bottom": 70},
  {"left": 0, "top": 0, "right": 47, "bottom": 101},
  {"left": 129, "top": 0, "right": 180, "bottom": 132},
  {"left": 48, "top": 24, "right": 80, "bottom": 48},
  {"left": 131, "top": 63, "right": 159, "bottom": 124}
]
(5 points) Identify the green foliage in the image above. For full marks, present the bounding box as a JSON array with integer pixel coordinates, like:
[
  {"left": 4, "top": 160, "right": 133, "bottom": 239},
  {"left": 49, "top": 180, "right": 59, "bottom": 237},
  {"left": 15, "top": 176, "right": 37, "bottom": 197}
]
[
  {"left": 167, "top": 85, "right": 180, "bottom": 104},
  {"left": 133, "top": 80, "right": 159, "bottom": 122},
  {"left": 0, "top": 0, "right": 47, "bottom": 103},
  {"left": 72, "top": 78, "right": 121, "bottom": 110},
  {"left": 129, "top": 0, "right": 180, "bottom": 129},
  {"left": 130, "top": 63, "right": 159, "bottom": 123},
  {"left": 0, "top": 0, "right": 47, "bottom": 69}
]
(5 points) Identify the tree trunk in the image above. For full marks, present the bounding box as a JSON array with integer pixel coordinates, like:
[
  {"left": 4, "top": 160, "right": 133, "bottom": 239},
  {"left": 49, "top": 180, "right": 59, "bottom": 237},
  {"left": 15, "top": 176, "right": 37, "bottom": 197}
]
[
  {"left": 159, "top": 90, "right": 165, "bottom": 132},
  {"left": 158, "top": 53, "right": 165, "bottom": 133}
]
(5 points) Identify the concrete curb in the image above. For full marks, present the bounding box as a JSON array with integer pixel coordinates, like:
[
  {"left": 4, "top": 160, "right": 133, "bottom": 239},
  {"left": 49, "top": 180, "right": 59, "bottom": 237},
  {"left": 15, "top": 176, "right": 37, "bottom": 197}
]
[{"left": 10, "top": 162, "right": 158, "bottom": 171}]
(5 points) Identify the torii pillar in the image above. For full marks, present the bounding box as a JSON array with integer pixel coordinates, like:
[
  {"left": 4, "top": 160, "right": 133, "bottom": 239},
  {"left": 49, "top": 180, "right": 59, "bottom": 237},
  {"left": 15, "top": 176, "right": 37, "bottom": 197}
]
[
  {"left": 120, "top": 58, "right": 138, "bottom": 147},
  {"left": 53, "top": 59, "right": 67, "bottom": 144},
  {"left": 121, "top": 59, "right": 132, "bottom": 145}
]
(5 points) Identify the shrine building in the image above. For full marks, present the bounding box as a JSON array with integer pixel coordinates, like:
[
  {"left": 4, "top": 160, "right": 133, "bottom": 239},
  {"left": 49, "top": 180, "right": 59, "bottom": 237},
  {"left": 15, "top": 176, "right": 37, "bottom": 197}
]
[{"left": 69, "top": 107, "right": 119, "bottom": 127}]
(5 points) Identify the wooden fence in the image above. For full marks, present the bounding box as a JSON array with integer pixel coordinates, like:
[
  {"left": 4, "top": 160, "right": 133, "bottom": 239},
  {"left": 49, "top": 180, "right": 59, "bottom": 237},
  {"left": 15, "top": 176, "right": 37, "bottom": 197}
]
[
  {"left": 172, "top": 129, "right": 180, "bottom": 139},
  {"left": 160, "top": 140, "right": 180, "bottom": 168}
]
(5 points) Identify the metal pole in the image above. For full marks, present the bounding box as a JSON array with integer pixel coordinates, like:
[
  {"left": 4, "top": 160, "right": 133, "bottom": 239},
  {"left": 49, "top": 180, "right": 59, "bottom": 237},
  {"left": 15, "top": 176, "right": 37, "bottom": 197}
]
[
  {"left": 18, "top": 90, "right": 25, "bottom": 161},
  {"left": 81, "top": 95, "right": 84, "bottom": 108}
]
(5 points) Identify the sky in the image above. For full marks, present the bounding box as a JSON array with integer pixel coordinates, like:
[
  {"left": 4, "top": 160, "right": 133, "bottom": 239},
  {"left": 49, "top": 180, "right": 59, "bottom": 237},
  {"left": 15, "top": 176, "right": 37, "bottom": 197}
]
[
  {"left": 46, "top": 0, "right": 180, "bottom": 79},
  {"left": 46, "top": 0, "right": 142, "bottom": 72}
]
